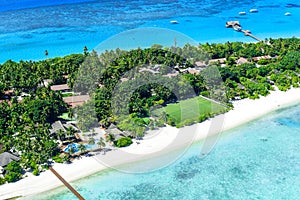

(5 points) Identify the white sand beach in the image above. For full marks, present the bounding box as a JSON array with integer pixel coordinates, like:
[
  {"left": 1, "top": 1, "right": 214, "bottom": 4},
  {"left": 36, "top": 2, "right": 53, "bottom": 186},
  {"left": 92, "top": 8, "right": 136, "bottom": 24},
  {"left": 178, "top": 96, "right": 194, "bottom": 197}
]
[{"left": 0, "top": 88, "right": 300, "bottom": 199}]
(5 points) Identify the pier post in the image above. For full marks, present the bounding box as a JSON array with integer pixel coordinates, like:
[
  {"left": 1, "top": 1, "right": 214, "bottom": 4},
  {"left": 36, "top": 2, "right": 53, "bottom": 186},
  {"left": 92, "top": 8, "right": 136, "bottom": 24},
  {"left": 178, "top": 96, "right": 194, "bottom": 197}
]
[{"left": 49, "top": 166, "right": 85, "bottom": 200}]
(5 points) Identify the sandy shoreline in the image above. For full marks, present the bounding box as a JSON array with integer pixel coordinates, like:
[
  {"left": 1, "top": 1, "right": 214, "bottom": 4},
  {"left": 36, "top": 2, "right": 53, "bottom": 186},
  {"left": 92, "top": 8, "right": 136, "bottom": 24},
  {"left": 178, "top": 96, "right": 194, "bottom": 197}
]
[{"left": 0, "top": 88, "right": 300, "bottom": 199}]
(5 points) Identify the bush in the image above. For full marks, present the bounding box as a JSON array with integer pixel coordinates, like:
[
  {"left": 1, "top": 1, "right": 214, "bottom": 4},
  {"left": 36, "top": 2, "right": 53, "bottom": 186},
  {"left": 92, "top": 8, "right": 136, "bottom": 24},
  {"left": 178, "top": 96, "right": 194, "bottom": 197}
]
[
  {"left": 167, "top": 117, "right": 176, "bottom": 126},
  {"left": 4, "top": 161, "right": 23, "bottom": 182},
  {"left": 5, "top": 161, "right": 22, "bottom": 174},
  {"left": 5, "top": 172, "right": 22, "bottom": 183},
  {"left": 41, "top": 164, "right": 49, "bottom": 170},
  {"left": 183, "top": 119, "right": 195, "bottom": 126},
  {"left": 115, "top": 137, "right": 133, "bottom": 148},
  {"left": 200, "top": 91, "right": 210, "bottom": 97},
  {"left": 198, "top": 114, "right": 208, "bottom": 122},
  {"left": 30, "top": 161, "right": 38, "bottom": 171},
  {"left": 33, "top": 169, "right": 40, "bottom": 176},
  {"left": 257, "top": 59, "right": 270, "bottom": 65},
  {"left": 155, "top": 118, "right": 165, "bottom": 127},
  {"left": 0, "top": 177, "right": 6, "bottom": 185},
  {"left": 52, "top": 155, "right": 63, "bottom": 163}
]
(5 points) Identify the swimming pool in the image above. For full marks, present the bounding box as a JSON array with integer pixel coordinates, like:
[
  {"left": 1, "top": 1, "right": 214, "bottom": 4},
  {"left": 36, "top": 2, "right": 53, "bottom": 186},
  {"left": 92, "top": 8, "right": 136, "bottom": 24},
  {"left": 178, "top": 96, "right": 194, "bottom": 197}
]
[{"left": 63, "top": 143, "right": 79, "bottom": 153}]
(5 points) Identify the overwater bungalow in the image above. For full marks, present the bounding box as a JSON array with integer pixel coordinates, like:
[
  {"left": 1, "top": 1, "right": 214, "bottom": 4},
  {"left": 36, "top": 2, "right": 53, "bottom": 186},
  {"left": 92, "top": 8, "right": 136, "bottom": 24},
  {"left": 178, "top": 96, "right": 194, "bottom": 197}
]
[{"left": 225, "top": 21, "right": 241, "bottom": 28}]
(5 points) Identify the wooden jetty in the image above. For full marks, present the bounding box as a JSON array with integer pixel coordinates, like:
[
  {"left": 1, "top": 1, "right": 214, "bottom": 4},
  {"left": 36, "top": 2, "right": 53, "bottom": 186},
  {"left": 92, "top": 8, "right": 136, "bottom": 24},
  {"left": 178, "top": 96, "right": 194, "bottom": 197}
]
[
  {"left": 241, "top": 29, "right": 261, "bottom": 41},
  {"left": 49, "top": 166, "right": 85, "bottom": 200},
  {"left": 225, "top": 21, "right": 261, "bottom": 41}
]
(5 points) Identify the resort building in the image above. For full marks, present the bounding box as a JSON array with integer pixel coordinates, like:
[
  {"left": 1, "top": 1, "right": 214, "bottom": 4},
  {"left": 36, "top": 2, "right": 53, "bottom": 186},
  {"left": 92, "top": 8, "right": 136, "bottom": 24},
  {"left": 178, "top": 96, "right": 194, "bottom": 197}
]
[
  {"left": 0, "top": 152, "right": 20, "bottom": 174},
  {"left": 208, "top": 58, "right": 226, "bottom": 64},
  {"left": 195, "top": 61, "right": 207, "bottom": 67},
  {"left": 50, "top": 120, "right": 66, "bottom": 135},
  {"left": 50, "top": 84, "right": 71, "bottom": 93},
  {"left": 50, "top": 121, "right": 80, "bottom": 140},
  {"left": 42, "top": 79, "right": 53, "bottom": 87},
  {"left": 236, "top": 57, "right": 248, "bottom": 65},
  {"left": 0, "top": 90, "right": 15, "bottom": 100},
  {"left": 106, "top": 124, "right": 130, "bottom": 139},
  {"left": 252, "top": 55, "right": 272, "bottom": 61},
  {"left": 63, "top": 95, "right": 90, "bottom": 108}
]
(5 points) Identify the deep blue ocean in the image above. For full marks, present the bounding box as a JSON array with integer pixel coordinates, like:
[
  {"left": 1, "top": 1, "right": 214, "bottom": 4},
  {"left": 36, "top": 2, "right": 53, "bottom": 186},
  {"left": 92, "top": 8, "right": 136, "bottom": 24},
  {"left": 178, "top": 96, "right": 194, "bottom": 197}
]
[
  {"left": 26, "top": 103, "right": 300, "bottom": 199},
  {"left": 1, "top": 0, "right": 300, "bottom": 63}
]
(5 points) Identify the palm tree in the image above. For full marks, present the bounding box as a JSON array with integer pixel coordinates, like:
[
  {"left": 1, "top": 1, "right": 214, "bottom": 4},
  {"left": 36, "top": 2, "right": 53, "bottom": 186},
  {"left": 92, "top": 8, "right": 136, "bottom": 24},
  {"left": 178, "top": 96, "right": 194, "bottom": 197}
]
[
  {"left": 62, "top": 154, "right": 70, "bottom": 164},
  {"left": 67, "top": 108, "right": 74, "bottom": 120},
  {"left": 83, "top": 46, "right": 88, "bottom": 56},
  {"left": 105, "top": 133, "right": 115, "bottom": 144},
  {"left": 97, "top": 137, "right": 106, "bottom": 151},
  {"left": 78, "top": 144, "right": 86, "bottom": 154},
  {"left": 68, "top": 146, "right": 75, "bottom": 155},
  {"left": 88, "top": 137, "right": 95, "bottom": 145},
  {"left": 66, "top": 127, "right": 76, "bottom": 138},
  {"left": 57, "top": 129, "right": 65, "bottom": 141}
]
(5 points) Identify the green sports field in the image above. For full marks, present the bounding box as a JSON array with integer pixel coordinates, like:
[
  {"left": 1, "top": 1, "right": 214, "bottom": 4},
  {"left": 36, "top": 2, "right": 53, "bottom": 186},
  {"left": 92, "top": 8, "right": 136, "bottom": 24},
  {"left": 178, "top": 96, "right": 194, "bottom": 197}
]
[{"left": 154, "top": 96, "right": 227, "bottom": 125}]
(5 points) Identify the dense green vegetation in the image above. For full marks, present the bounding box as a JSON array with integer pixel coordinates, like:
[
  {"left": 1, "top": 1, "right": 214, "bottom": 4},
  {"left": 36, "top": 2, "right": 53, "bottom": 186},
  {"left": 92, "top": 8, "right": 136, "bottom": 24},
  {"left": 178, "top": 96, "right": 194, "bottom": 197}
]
[
  {"left": 0, "top": 54, "right": 85, "bottom": 181},
  {"left": 1, "top": 37, "right": 300, "bottom": 183},
  {"left": 3, "top": 161, "right": 23, "bottom": 182},
  {"left": 74, "top": 38, "right": 300, "bottom": 133},
  {"left": 115, "top": 137, "right": 133, "bottom": 147}
]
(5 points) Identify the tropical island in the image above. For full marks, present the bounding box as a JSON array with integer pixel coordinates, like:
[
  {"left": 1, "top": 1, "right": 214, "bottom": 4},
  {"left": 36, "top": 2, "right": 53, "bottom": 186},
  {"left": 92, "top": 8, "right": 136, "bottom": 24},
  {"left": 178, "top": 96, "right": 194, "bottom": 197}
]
[{"left": 1, "top": 37, "right": 300, "bottom": 198}]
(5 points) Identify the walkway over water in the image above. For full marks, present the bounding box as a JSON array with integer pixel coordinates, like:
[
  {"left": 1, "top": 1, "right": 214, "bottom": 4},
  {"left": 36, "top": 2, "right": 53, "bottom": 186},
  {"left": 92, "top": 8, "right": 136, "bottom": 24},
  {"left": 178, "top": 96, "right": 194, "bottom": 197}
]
[
  {"left": 226, "top": 21, "right": 261, "bottom": 41},
  {"left": 49, "top": 166, "right": 85, "bottom": 200}
]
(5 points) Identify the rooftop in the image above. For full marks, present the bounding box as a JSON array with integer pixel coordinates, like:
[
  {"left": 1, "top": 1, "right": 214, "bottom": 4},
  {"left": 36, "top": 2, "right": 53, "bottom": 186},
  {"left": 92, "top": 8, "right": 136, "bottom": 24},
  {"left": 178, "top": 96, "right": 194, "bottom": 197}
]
[
  {"left": 50, "top": 84, "right": 70, "bottom": 91},
  {"left": 63, "top": 95, "right": 90, "bottom": 107},
  {"left": 50, "top": 120, "right": 66, "bottom": 134},
  {"left": 0, "top": 152, "right": 20, "bottom": 167}
]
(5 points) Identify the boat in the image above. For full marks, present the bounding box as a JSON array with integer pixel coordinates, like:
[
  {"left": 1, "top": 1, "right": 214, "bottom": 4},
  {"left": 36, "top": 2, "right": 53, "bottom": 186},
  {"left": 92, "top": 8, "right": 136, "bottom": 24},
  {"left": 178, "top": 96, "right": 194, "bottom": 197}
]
[
  {"left": 170, "top": 20, "right": 179, "bottom": 24},
  {"left": 285, "top": 12, "right": 291, "bottom": 16},
  {"left": 249, "top": 9, "right": 258, "bottom": 13},
  {"left": 239, "top": 11, "right": 246, "bottom": 15}
]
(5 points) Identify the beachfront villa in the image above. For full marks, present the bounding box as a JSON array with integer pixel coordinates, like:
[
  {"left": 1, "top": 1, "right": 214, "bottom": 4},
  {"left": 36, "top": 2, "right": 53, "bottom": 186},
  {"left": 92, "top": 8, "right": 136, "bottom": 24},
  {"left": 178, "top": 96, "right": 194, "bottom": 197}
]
[{"left": 0, "top": 152, "right": 20, "bottom": 174}]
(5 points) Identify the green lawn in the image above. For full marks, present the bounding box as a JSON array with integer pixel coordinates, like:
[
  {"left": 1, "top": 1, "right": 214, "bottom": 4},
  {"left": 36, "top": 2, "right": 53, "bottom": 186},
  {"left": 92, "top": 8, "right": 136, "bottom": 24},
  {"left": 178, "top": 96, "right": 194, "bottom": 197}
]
[
  {"left": 58, "top": 112, "right": 73, "bottom": 121},
  {"left": 154, "top": 96, "right": 227, "bottom": 125},
  {"left": 62, "top": 92, "right": 73, "bottom": 97}
]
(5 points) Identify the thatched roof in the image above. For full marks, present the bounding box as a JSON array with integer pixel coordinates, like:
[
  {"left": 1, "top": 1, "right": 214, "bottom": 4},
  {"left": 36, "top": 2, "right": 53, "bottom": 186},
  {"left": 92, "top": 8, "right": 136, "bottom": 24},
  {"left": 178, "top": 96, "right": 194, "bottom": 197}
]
[
  {"left": 0, "top": 152, "right": 20, "bottom": 167},
  {"left": 106, "top": 124, "right": 123, "bottom": 135},
  {"left": 50, "top": 121, "right": 66, "bottom": 134},
  {"left": 106, "top": 124, "right": 131, "bottom": 139},
  {"left": 64, "top": 123, "right": 78, "bottom": 131}
]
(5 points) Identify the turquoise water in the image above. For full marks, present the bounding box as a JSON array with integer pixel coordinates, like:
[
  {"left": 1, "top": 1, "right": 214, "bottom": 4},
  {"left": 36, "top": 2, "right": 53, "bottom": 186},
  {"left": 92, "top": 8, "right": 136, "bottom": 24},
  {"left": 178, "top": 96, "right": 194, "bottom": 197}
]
[
  {"left": 63, "top": 142, "right": 99, "bottom": 153},
  {"left": 1, "top": 0, "right": 300, "bottom": 63},
  {"left": 63, "top": 143, "right": 79, "bottom": 153},
  {"left": 27, "top": 103, "right": 300, "bottom": 199}
]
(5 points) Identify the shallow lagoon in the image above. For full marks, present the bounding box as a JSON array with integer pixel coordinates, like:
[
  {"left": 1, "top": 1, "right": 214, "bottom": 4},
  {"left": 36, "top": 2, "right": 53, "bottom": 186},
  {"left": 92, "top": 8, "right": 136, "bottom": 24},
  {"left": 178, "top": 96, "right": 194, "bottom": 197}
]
[{"left": 26, "top": 103, "right": 300, "bottom": 199}]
